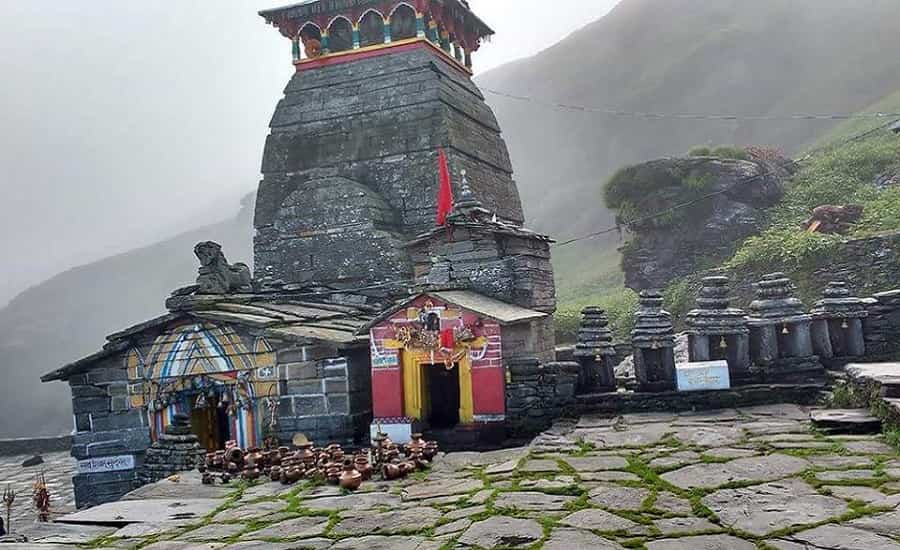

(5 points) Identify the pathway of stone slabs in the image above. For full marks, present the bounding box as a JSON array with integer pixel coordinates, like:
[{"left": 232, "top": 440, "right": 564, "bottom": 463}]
[{"left": 19, "top": 403, "right": 900, "bottom": 549}]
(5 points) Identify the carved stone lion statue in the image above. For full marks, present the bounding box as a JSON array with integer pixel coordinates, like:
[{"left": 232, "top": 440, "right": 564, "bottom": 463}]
[{"left": 194, "top": 241, "right": 252, "bottom": 294}]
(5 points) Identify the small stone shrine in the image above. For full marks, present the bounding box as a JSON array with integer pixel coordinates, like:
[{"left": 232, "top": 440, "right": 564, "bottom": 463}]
[
  {"left": 747, "top": 273, "right": 822, "bottom": 382},
  {"left": 632, "top": 291, "right": 677, "bottom": 392},
  {"left": 685, "top": 276, "right": 751, "bottom": 384},
  {"left": 138, "top": 414, "right": 206, "bottom": 485},
  {"left": 811, "top": 282, "right": 868, "bottom": 364},
  {"left": 573, "top": 307, "right": 617, "bottom": 392}
]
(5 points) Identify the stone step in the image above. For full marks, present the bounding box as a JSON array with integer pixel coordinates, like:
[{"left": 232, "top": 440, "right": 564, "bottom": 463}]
[{"left": 810, "top": 409, "right": 882, "bottom": 435}]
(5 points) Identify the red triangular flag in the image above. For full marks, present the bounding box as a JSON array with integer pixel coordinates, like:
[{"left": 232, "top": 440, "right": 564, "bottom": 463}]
[{"left": 436, "top": 147, "right": 453, "bottom": 226}]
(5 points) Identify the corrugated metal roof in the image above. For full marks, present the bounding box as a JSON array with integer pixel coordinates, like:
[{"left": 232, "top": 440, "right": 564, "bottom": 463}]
[{"left": 429, "top": 291, "right": 548, "bottom": 324}]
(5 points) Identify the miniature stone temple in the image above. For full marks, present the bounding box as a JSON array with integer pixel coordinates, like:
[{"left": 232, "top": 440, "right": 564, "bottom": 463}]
[
  {"left": 811, "top": 282, "right": 868, "bottom": 363},
  {"left": 685, "top": 276, "right": 751, "bottom": 384},
  {"left": 366, "top": 291, "right": 550, "bottom": 444},
  {"left": 574, "top": 307, "right": 617, "bottom": 392},
  {"left": 747, "top": 273, "right": 822, "bottom": 382},
  {"left": 138, "top": 414, "right": 206, "bottom": 485},
  {"left": 632, "top": 291, "right": 677, "bottom": 392}
]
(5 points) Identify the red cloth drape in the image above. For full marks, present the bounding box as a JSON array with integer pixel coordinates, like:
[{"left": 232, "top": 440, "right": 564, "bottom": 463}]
[
  {"left": 440, "top": 328, "right": 455, "bottom": 350},
  {"left": 436, "top": 147, "right": 453, "bottom": 226}
]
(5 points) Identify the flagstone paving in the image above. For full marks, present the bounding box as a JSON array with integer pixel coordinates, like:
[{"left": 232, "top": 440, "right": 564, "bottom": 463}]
[{"left": 8, "top": 404, "right": 900, "bottom": 549}]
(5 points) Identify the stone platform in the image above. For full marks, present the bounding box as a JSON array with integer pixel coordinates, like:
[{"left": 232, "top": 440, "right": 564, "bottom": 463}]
[
  {"left": 0, "top": 451, "right": 76, "bottom": 532},
  {"left": 6, "top": 403, "right": 900, "bottom": 549}
]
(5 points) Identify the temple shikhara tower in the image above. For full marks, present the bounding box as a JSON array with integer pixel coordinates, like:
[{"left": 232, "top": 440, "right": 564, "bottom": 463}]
[{"left": 255, "top": 0, "right": 526, "bottom": 291}]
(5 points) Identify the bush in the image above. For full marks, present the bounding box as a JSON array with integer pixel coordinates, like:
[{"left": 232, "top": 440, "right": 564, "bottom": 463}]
[
  {"left": 727, "top": 228, "right": 843, "bottom": 271},
  {"left": 710, "top": 146, "right": 750, "bottom": 160},
  {"left": 663, "top": 279, "right": 694, "bottom": 324},
  {"left": 689, "top": 146, "right": 712, "bottom": 157},
  {"left": 554, "top": 288, "right": 639, "bottom": 344}
]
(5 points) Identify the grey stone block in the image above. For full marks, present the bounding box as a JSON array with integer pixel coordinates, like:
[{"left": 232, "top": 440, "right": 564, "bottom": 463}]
[
  {"left": 328, "top": 395, "right": 350, "bottom": 415},
  {"left": 295, "top": 396, "right": 327, "bottom": 417},
  {"left": 73, "top": 397, "right": 109, "bottom": 415}
]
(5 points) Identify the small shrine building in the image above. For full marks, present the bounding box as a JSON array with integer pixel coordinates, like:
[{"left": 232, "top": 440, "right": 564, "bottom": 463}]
[{"left": 366, "top": 291, "right": 548, "bottom": 442}]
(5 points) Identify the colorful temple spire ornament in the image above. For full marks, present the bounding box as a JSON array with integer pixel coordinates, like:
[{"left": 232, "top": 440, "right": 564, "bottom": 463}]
[
  {"left": 259, "top": 0, "right": 494, "bottom": 73},
  {"left": 2, "top": 485, "right": 15, "bottom": 535}
]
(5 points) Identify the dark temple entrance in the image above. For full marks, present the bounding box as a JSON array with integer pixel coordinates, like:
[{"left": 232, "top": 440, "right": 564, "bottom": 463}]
[
  {"left": 426, "top": 363, "right": 460, "bottom": 429},
  {"left": 191, "top": 396, "right": 231, "bottom": 452}
]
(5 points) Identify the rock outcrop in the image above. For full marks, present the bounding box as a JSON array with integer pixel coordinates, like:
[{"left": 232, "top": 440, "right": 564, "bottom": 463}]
[{"left": 616, "top": 156, "right": 792, "bottom": 290}]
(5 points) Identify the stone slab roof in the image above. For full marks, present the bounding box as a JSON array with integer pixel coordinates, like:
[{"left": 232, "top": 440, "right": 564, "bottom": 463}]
[
  {"left": 362, "top": 289, "right": 547, "bottom": 331},
  {"left": 41, "top": 296, "right": 374, "bottom": 383}
]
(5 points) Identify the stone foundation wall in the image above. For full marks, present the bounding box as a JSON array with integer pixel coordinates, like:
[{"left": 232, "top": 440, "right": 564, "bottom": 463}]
[{"left": 505, "top": 361, "right": 579, "bottom": 437}]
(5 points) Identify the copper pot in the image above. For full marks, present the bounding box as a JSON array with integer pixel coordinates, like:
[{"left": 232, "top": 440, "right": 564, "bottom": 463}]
[
  {"left": 242, "top": 468, "right": 261, "bottom": 481},
  {"left": 355, "top": 457, "right": 373, "bottom": 481},
  {"left": 285, "top": 467, "right": 303, "bottom": 484},
  {"left": 382, "top": 462, "right": 403, "bottom": 481},
  {"left": 339, "top": 460, "right": 363, "bottom": 491},
  {"left": 224, "top": 447, "right": 244, "bottom": 465},
  {"left": 269, "top": 466, "right": 283, "bottom": 482}
]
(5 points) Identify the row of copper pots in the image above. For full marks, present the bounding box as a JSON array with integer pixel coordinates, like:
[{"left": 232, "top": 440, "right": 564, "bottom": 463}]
[{"left": 198, "top": 434, "right": 440, "bottom": 490}]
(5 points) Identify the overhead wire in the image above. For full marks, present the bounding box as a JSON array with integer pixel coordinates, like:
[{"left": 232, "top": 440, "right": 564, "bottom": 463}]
[{"left": 481, "top": 87, "right": 900, "bottom": 122}]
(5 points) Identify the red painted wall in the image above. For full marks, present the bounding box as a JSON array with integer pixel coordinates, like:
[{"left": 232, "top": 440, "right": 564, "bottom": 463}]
[{"left": 369, "top": 294, "right": 507, "bottom": 422}]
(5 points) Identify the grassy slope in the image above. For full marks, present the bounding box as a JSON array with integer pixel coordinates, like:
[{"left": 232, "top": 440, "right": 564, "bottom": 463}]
[{"left": 555, "top": 90, "right": 900, "bottom": 343}]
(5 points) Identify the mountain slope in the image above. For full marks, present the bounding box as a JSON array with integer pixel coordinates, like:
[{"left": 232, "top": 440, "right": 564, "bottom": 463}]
[
  {"left": 479, "top": 0, "right": 900, "bottom": 251},
  {"left": 0, "top": 197, "right": 254, "bottom": 437}
]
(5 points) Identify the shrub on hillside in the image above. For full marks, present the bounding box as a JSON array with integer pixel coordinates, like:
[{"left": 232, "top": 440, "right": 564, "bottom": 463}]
[{"left": 554, "top": 289, "right": 639, "bottom": 344}]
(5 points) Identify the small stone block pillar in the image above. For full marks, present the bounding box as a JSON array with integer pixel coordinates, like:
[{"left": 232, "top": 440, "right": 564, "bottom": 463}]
[
  {"left": 138, "top": 414, "right": 206, "bottom": 486},
  {"left": 747, "top": 273, "right": 821, "bottom": 382},
  {"left": 573, "top": 307, "right": 617, "bottom": 393},
  {"left": 632, "top": 291, "right": 676, "bottom": 392},
  {"left": 686, "top": 276, "right": 752, "bottom": 385},
  {"left": 811, "top": 282, "right": 868, "bottom": 363}
]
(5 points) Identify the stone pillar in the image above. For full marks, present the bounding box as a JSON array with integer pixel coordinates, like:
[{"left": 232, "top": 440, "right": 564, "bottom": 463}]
[
  {"left": 454, "top": 43, "right": 464, "bottom": 62},
  {"left": 688, "top": 335, "right": 711, "bottom": 362},
  {"left": 292, "top": 37, "right": 301, "bottom": 62},
  {"left": 465, "top": 50, "right": 473, "bottom": 69},
  {"left": 383, "top": 19, "right": 392, "bottom": 43},
  {"left": 811, "top": 319, "right": 834, "bottom": 358},
  {"left": 440, "top": 30, "right": 451, "bottom": 52},
  {"left": 729, "top": 334, "right": 752, "bottom": 381},
  {"left": 846, "top": 318, "right": 866, "bottom": 357},
  {"left": 789, "top": 321, "right": 814, "bottom": 357},
  {"left": 352, "top": 24, "right": 361, "bottom": 49},
  {"left": 320, "top": 31, "right": 330, "bottom": 54},
  {"left": 751, "top": 325, "right": 779, "bottom": 364},
  {"left": 427, "top": 20, "right": 438, "bottom": 42}
]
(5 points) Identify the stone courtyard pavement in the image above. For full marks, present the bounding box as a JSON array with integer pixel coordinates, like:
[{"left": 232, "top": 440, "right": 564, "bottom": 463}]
[
  {"left": 0, "top": 451, "right": 76, "bottom": 529},
  {"left": 9, "top": 404, "right": 900, "bottom": 549}
]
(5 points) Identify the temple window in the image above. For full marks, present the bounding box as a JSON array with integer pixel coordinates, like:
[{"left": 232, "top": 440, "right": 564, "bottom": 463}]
[
  {"left": 391, "top": 4, "right": 417, "bottom": 41},
  {"left": 299, "top": 24, "right": 323, "bottom": 59},
  {"left": 328, "top": 17, "right": 354, "bottom": 52},
  {"left": 359, "top": 11, "right": 385, "bottom": 48}
]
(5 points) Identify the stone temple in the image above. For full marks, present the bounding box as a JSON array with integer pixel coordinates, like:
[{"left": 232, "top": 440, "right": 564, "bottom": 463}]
[{"left": 42, "top": 0, "right": 561, "bottom": 509}]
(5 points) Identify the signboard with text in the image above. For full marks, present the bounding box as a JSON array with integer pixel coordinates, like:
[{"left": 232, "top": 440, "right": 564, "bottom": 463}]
[{"left": 77, "top": 454, "right": 135, "bottom": 475}]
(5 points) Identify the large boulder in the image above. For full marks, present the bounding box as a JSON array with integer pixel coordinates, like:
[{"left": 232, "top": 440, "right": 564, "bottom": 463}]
[{"left": 612, "top": 155, "right": 791, "bottom": 290}]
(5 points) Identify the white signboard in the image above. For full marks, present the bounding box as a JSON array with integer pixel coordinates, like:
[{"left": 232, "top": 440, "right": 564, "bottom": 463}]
[
  {"left": 676, "top": 361, "right": 731, "bottom": 392},
  {"left": 77, "top": 454, "right": 135, "bottom": 474}
]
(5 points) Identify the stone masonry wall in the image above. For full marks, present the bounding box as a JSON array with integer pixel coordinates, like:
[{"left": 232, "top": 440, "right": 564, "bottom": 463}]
[
  {"left": 68, "top": 354, "right": 149, "bottom": 509},
  {"left": 505, "top": 360, "right": 579, "bottom": 437},
  {"left": 274, "top": 344, "right": 372, "bottom": 446}
]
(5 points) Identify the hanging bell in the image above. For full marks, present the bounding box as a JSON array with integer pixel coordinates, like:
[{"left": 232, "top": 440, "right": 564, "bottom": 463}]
[
  {"left": 841, "top": 319, "right": 849, "bottom": 330},
  {"left": 651, "top": 341, "right": 659, "bottom": 350},
  {"left": 719, "top": 336, "right": 728, "bottom": 350},
  {"left": 195, "top": 393, "right": 208, "bottom": 410},
  {"left": 505, "top": 368, "right": 512, "bottom": 384},
  {"left": 782, "top": 324, "right": 790, "bottom": 335}
]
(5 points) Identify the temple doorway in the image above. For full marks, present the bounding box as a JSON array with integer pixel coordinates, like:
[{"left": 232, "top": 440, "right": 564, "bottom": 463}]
[
  {"left": 425, "top": 363, "right": 460, "bottom": 429},
  {"left": 190, "top": 396, "right": 231, "bottom": 452}
]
